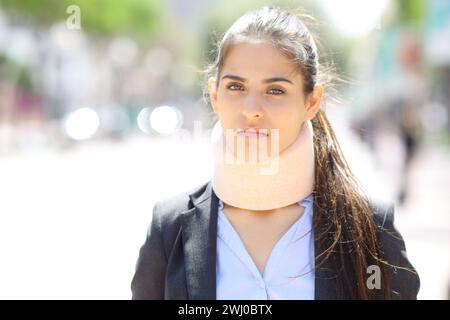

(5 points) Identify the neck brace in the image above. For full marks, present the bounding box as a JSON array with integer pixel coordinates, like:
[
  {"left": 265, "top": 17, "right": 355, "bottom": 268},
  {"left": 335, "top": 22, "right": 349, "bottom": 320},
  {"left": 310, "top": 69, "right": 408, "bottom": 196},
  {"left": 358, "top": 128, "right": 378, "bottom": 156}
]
[{"left": 210, "top": 120, "right": 315, "bottom": 211}]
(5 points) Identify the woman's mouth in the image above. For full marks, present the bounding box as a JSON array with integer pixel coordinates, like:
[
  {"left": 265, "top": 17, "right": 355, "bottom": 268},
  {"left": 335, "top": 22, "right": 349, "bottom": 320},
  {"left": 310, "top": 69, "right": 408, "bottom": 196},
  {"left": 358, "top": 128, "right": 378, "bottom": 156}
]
[{"left": 237, "top": 129, "right": 269, "bottom": 138}]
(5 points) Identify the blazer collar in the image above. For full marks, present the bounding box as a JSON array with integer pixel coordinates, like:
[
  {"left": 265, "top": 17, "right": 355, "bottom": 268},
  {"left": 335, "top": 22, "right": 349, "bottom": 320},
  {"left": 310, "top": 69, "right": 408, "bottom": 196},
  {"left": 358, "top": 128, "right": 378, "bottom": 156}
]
[{"left": 181, "top": 180, "right": 339, "bottom": 300}]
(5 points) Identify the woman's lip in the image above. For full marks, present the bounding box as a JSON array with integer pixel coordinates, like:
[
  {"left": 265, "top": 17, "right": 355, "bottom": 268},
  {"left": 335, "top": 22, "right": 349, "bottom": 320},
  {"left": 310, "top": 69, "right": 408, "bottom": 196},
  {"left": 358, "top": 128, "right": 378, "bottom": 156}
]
[
  {"left": 238, "top": 128, "right": 269, "bottom": 135},
  {"left": 237, "top": 130, "right": 269, "bottom": 137}
]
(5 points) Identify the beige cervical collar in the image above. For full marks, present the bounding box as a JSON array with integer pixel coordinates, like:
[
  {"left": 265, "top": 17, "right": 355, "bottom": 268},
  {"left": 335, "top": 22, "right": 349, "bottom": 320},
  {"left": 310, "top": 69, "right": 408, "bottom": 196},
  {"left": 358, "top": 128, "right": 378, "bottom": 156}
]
[{"left": 210, "top": 120, "right": 315, "bottom": 211}]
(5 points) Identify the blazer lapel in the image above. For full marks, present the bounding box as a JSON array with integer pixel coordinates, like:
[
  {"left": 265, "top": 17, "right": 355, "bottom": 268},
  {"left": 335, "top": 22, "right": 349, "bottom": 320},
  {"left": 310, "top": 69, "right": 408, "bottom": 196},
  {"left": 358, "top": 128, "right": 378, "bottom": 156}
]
[{"left": 181, "top": 181, "right": 218, "bottom": 300}]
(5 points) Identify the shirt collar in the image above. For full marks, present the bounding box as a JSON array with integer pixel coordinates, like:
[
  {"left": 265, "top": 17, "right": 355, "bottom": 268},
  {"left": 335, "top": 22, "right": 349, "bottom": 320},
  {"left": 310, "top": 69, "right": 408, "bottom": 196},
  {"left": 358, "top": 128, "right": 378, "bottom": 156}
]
[{"left": 217, "top": 193, "right": 314, "bottom": 243}]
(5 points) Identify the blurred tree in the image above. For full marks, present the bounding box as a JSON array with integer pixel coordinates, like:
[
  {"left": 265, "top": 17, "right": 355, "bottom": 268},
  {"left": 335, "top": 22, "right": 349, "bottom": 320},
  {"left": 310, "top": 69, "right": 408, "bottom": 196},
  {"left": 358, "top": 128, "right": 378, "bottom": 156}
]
[
  {"left": 397, "top": 0, "right": 426, "bottom": 26},
  {"left": 0, "top": 0, "right": 166, "bottom": 40},
  {"left": 0, "top": 54, "right": 32, "bottom": 91}
]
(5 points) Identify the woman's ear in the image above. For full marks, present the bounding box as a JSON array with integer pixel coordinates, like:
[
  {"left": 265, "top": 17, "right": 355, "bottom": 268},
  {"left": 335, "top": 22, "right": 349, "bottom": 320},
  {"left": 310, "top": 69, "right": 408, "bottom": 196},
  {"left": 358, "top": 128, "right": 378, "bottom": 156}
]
[
  {"left": 305, "top": 84, "right": 323, "bottom": 120},
  {"left": 208, "top": 77, "right": 218, "bottom": 113}
]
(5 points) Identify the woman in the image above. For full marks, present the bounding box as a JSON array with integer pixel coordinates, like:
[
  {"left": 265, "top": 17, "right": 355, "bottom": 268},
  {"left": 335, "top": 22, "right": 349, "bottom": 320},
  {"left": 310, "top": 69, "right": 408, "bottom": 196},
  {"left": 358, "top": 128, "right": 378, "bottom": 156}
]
[{"left": 131, "top": 6, "right": 420, "bottom": 300}]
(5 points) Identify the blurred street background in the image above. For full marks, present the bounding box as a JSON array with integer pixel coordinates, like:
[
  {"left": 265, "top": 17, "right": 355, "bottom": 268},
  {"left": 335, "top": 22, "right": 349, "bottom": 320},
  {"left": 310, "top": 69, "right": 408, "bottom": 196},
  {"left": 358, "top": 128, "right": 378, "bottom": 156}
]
[{"left": 0, "top": 0, "right": 449, "bottom": 299}]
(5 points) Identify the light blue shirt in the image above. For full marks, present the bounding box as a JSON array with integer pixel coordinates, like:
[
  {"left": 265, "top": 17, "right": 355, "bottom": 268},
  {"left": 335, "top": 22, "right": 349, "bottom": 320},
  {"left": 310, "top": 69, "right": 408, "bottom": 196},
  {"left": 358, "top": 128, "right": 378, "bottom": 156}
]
[{"left": 216, "top": 193, "right": 315, "bottom": 300}]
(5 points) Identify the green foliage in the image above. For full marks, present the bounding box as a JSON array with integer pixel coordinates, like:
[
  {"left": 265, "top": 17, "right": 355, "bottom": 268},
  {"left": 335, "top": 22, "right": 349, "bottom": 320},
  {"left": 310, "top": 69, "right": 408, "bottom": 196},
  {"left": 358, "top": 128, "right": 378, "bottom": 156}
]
[
  {"left": 397, "top": 0, "right": 426, "bottom": 25},
  {"left": 0, "top": 54, "right": 32, "bottom": 90},
  {"left": 0, "top": 0, "right": 165, "bottom": 38}
]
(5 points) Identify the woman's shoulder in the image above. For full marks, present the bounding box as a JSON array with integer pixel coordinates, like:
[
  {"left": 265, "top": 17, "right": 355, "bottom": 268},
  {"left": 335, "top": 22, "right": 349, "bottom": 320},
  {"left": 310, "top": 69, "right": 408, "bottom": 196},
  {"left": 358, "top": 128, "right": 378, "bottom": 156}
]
[
  {"left": 151, "top": 181, "right": 210, "bottom": 228},
  {"left": 365, "top": 197, "right": 407, "bottom": 255},
  {"left": 367, "top": 198, "right": 395, "bottom": 230},
  {"left": 366, "top": 197, "right": 421, "bottom": 299}
]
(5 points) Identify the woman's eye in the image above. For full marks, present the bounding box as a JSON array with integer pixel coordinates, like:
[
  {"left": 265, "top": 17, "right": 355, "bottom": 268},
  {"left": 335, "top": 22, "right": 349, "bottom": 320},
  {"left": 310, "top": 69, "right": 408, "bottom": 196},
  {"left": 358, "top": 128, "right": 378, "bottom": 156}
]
[
  {"left": 267, "top": 88, "right": 285, "bottom": 95},
  {"left": 226, "top": 83, "right": 244, "bottom": 91}
]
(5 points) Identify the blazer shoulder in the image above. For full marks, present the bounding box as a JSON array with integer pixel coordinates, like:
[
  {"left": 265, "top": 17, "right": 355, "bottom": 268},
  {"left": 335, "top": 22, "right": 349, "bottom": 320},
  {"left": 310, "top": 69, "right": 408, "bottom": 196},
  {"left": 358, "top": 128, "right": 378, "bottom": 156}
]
[
  {"left": 367, "top": 198, "right": 395, "bottom": 230},
  {"left": 367, "top": 197, "right": 421, "bottom": 299},
  {"left": 154, "top": 181, "right": 210, "bottom": 231},
  {"left": 131, "top": 181, "right": 211, "bottom": 299}
]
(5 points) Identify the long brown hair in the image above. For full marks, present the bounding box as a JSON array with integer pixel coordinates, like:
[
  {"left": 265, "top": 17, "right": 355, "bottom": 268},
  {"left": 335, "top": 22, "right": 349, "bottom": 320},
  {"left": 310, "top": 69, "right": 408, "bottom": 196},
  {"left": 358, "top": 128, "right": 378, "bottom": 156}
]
[{"left": 202, "top": 6, "right": 392, "bottom": 299}]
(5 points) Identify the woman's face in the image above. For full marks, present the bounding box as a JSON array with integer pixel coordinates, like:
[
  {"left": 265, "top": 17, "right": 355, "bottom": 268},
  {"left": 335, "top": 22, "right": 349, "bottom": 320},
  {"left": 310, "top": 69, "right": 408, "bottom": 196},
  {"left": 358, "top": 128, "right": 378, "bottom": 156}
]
[{"left": 208, "top": 42, "right": 323, "bottom": 157}]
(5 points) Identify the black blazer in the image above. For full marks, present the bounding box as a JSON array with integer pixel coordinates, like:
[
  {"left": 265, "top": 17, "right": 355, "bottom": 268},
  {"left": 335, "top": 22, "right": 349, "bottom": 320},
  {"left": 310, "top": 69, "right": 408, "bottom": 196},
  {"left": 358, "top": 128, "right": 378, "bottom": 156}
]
[{"left": 131, "top": 180, "right": 420, "bottom": 300}]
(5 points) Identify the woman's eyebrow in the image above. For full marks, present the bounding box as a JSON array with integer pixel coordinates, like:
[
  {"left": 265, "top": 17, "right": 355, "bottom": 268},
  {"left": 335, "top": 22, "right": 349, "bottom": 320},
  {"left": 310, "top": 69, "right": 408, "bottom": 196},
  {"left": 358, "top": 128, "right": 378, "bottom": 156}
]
[{"left": 221, "top": 74, "right": 293, "bottom": 85}]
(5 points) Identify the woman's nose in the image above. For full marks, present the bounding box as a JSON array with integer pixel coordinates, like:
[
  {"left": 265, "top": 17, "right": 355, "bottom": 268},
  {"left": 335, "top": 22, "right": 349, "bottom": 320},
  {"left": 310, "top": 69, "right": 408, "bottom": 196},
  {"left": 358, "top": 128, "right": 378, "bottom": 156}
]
[{"left": 242, "top": 92, "right": 263, "bottom": 119}]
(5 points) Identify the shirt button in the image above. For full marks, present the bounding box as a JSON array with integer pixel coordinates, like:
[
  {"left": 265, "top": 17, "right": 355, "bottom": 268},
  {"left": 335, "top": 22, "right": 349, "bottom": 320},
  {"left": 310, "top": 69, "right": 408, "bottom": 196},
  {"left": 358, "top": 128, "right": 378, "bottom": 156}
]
[{"left": 259, "top": 282, "right": 265, "bottom": 288}]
